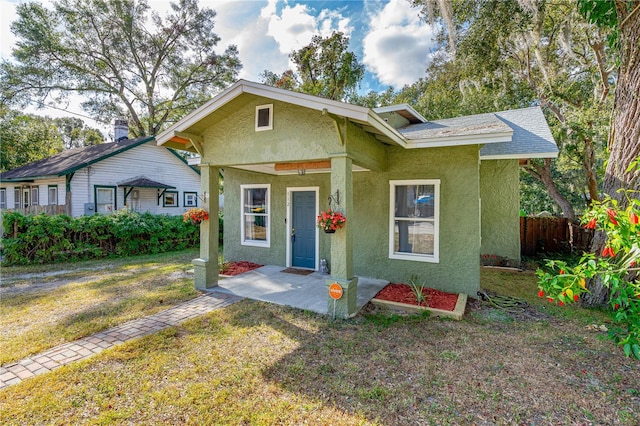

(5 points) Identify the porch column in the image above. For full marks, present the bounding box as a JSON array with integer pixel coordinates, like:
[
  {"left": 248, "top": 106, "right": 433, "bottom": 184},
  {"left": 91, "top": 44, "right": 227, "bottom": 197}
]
[
  {"left": 193, "top": 165, "right": 219, "bottom": 289},
  {"left": 326, "top": 154, "right": 358, "bottom": 318}
]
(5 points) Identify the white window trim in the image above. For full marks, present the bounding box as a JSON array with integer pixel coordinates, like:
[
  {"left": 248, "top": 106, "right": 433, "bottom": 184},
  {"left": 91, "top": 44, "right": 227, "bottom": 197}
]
[
  {"left": 389, "top": 179, "right": 440, "bottom": 263},
  {"left": 255, "top": 104, "right": 273, "bottom": 131},
  {"left": 241, "top": 184, "right": 271, "bottom": 247}
]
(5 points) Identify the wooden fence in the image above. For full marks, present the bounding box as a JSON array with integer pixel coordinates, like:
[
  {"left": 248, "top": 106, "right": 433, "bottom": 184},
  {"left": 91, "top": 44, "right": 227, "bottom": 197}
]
[{"left": 520, "top": 216, "right": 594, "bottom": 256}]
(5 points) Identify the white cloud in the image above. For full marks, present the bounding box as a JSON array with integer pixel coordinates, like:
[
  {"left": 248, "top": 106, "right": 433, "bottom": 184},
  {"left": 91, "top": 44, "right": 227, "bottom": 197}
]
[
  {"left": 363, "top": 0, "right": 437, "bottom": 87},
  {"left": 260, "top": 1, "right": 351, "bottom": 71}
]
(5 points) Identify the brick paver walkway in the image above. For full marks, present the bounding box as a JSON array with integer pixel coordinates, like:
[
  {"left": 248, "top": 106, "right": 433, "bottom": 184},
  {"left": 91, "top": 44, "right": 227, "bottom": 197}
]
[{"left": 0, "top": 291, "right": 242, "bottom": 390}]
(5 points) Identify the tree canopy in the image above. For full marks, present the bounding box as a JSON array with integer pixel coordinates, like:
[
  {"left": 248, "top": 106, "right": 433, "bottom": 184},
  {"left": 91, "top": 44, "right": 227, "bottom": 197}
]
[
  {"left": 260, "top": 32, "right": 364, "bottom": 101},
  {"left": 0, "top": 109, "right": 65, "bottom": 172},
  {"left": 1, "top": 0, "right": 241, "bottom": 137}
]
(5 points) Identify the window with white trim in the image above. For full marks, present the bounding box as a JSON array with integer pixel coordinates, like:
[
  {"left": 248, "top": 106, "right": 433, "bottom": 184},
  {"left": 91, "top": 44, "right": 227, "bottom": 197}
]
[
  {"left": 255, "top": 104, "right": 273, "bottom": 131},
  {"left": 0, "top": 188, "right": 6, "bottom": 209},
  {"left": 241, "top": 184, "right": 270, "bottom": 247},
  {"left": 389, "top": 180, "right": 440, "bottom": 263},
  {"left": 48, "top": 186, "right": 58, "bottom": 205}
]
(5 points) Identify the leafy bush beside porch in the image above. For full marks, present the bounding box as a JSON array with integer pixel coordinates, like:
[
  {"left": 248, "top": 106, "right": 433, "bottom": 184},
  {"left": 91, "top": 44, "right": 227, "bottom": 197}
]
[{"left": 0, "top": 210, "right": 215, "bottom": 265}]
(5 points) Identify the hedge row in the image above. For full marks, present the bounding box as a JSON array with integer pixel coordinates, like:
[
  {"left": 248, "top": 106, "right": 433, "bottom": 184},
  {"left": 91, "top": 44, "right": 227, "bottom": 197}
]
[{"left": 0, "top": 210, "right": 223, "bottom": 266}]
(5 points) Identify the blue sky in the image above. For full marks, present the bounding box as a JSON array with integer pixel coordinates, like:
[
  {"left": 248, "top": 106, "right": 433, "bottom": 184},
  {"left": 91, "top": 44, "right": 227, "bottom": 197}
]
[{"left": 0, "top": 0, "right": 439, "bottom": 130}]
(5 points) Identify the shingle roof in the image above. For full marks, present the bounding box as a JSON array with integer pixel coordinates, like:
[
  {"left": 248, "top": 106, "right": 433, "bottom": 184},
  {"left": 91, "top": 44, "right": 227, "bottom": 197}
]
[
  {"left": 117, "top": 176, "right": 175, "bottom": 189},
  {"left": 0, "top": 136, "right": 155, "bottom": 181},
  {"left": 398, "top": 112, "right": 513, "bottom": 140},
  {"left": 480, "top": 107, "right": 559, "bottom": 159},
  {"left": 395, "top": 106, "right": 557, "bottom": 159}
]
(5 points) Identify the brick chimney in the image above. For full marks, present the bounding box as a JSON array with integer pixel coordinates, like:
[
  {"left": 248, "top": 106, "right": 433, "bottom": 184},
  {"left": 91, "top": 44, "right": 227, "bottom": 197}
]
[{"left": 114, "top": 119, "right": 129, "bottom": 141}]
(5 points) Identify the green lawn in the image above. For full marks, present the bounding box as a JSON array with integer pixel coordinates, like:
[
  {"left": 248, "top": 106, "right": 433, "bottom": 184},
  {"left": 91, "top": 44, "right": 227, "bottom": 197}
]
[
  {"left": 1, "top": 260, "right": 639, "bottom": 425},
  {"left": 0, "top": 250, "right": 200, "bottom": 364}
]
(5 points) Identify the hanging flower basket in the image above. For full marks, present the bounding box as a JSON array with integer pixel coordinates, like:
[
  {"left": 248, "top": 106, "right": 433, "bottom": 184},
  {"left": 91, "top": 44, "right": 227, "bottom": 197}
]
[
  {"left": 183, "top": 207, "right": 209, "bottom": 225},
  {"left": 317, "top": 209, "right": 346, "bottom": 233}
]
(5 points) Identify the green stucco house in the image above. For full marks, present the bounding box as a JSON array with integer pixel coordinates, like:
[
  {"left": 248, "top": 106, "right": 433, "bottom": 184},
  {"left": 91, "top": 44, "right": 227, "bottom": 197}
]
[{"left": 157, "top": 80, "right": 558, "bottom": 316}]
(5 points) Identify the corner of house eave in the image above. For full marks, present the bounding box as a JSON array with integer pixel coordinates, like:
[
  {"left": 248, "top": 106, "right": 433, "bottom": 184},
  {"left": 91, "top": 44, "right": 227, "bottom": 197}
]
[
  {"left": 367, "top": 111, "right": 408, "bottom": 147},
  {"left": 405, "top": 131, "right": 514, "bottom": 149},
  {"left": 480, "top": 151, "right": 559, "bottom": 161}
]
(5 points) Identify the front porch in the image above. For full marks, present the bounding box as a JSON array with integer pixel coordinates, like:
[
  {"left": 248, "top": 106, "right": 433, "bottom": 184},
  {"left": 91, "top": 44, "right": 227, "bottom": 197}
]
[{"left": 209, "top": 265, "right": 389, "bottom": 316}]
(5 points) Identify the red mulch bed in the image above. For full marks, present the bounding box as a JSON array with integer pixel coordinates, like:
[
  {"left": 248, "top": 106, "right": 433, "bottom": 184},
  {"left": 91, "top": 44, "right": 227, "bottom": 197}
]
[
  {"left": 374, "top": 283, "right": 458, "bottom": 311},
  {"left": 220, "top": 261, "right": 263, "bottom": 276}
]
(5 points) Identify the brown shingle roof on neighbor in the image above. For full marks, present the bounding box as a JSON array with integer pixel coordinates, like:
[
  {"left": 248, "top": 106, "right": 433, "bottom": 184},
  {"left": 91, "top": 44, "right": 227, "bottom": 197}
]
[{"left": 0, "top": 136, "right": 155, "bottom": 181}]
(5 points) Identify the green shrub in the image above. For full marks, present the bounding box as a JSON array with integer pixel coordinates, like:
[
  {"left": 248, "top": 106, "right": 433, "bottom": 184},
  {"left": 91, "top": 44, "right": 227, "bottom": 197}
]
[{"left": 1, "top": 210, "right": 200, "bottom": 265}]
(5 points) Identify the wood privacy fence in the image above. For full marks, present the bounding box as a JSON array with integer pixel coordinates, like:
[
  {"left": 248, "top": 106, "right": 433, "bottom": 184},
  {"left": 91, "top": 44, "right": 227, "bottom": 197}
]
[{"left": 520, "top": 216, "right": 594, "bottom": 256}]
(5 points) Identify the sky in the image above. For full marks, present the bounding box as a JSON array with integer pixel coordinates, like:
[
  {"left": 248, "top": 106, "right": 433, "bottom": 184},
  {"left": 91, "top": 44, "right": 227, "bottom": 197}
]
[{"left": 0, "top": 0, "right": 439, "bottom": 135}]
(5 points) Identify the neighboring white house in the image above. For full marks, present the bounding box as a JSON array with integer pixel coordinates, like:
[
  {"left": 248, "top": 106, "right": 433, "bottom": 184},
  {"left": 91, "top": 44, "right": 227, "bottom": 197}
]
[{"left": 0, "top": 136, "right": 201, "bottom": 217}]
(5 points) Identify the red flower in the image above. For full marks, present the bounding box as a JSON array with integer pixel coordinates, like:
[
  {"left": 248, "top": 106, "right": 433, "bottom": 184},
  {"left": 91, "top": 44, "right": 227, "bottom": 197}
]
[
  {"left": 585, "top": 218, "right": 597, "bottom": 229},
  {"left": 601, "top": 246, "right": 615, "bottom": 257},
  {"left": 607, "top": 209, "right": 618, "bottom": 225},
  {"left": 559, "top": 269, "right": 565, "bottom": 275},
  {"left": 630, "top": 212, "right": 639, "bottom": 225},
  {"left": 614, "top": 303, "right": 620, "bottom": 310},
  {"left": 559, "top": 301, "right": 565, "bottom": 307},
  {"left": 573, "top": 295, "right": 579, "bottom": 302},
  {"left": 538, "top": 290, "right": 545, "bottom": 298},
  {"left": 547, "top": 297, "right": 554, "bottom": 303}
]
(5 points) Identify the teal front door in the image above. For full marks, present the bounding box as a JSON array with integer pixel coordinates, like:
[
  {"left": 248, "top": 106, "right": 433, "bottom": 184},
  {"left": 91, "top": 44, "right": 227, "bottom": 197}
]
[{"left": 291, "top": 191, "right": 316, "bottom": 269}]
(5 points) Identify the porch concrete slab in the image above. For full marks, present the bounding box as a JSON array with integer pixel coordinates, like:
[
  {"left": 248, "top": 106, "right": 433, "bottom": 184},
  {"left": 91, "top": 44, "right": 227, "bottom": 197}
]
[{"left": 210, "top": 265, "right": 389, "bottom": 315}]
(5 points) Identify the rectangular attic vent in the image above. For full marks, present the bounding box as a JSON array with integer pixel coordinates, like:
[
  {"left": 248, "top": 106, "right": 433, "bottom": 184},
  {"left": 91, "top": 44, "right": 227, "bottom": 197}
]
[{"left": 255, "top": 104, "right": 273, "bottom": 131}]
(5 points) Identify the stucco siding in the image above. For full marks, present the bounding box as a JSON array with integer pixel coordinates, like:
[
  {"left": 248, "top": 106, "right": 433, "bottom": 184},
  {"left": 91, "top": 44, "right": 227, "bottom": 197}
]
[
  {"left": 479, "top": 159, "right": 521, "bottom": 263},
  {"left": 201, "top": 98, "right": 344, "bottom": 166},
  {"left": 223, "top": 144, "right": 482, "bottom": 297},
  {"left": 352, "top": 145, "right": 481, "bottom": 297}
]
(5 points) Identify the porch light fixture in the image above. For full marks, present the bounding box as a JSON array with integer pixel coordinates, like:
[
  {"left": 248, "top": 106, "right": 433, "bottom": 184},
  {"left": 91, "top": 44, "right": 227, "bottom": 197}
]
[
  {"left": 328, "top": 189, "right": 340, "bottom": 206},
  {"left": 297, "top": 168, "right": 306, "bottom": 176}
]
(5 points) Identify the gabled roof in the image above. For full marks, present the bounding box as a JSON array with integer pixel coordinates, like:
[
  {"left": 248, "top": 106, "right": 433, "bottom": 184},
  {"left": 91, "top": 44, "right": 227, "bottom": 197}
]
[
  {"left": 156, "top": 79, "right": 557, "bottom": 160},
  {"left": 157, "top": 79, "right": 407, "bottom": 150},
  {"left": 0, "top": 136, "right": 155, "bottom": 182}
]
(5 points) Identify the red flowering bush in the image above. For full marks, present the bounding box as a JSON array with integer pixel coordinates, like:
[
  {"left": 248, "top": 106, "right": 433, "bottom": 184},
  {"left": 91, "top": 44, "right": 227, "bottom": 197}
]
[
  {"left": 537, "top": 191, "right": 640, "bottom": 359},
  {"left": 317, "top": 209, "right": 346, "bottom": 232},
  {"left": 183, "top": 207, "right": 209, "bottom": 225}
]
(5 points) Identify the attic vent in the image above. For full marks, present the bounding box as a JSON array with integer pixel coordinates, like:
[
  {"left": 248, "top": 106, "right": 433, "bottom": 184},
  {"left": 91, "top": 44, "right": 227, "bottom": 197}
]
[{"left": 255, "top": 104, "right": 273, "bottom": 131}]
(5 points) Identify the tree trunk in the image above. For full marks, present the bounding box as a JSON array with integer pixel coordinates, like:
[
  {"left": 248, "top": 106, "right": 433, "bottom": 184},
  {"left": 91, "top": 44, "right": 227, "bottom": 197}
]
[
  {"left": 524, "top": 158, "right": 576, "bottom": 219},
  {"left": 584, "top": 3, "right": 640, "bottom": 306}
]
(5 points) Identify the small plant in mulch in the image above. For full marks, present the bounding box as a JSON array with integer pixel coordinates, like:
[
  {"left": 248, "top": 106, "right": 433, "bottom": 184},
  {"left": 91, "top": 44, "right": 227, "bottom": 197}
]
[
  {"left": 374, "top": 283, "right": 458, "bottom": 311},
  {"left": 407, "top": 274, "right": 427, "bottom": 305}
]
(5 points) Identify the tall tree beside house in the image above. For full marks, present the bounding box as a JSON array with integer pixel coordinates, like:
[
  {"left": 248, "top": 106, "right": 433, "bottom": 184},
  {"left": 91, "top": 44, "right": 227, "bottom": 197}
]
[
  {"left": 409, "top": 0, "right": 614, "bottom": 219},
  {"left": 0, "top": 108, "right": 64, "bottom": 172},
  {"left": 0, "top": 0, "right": 241, "bottom": 138},
  {"left": 577, "top": 0, "right": 640, "bottom": 305},
  {"left": 260, "top": 32, "right": 365, "bottom": 102}
]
